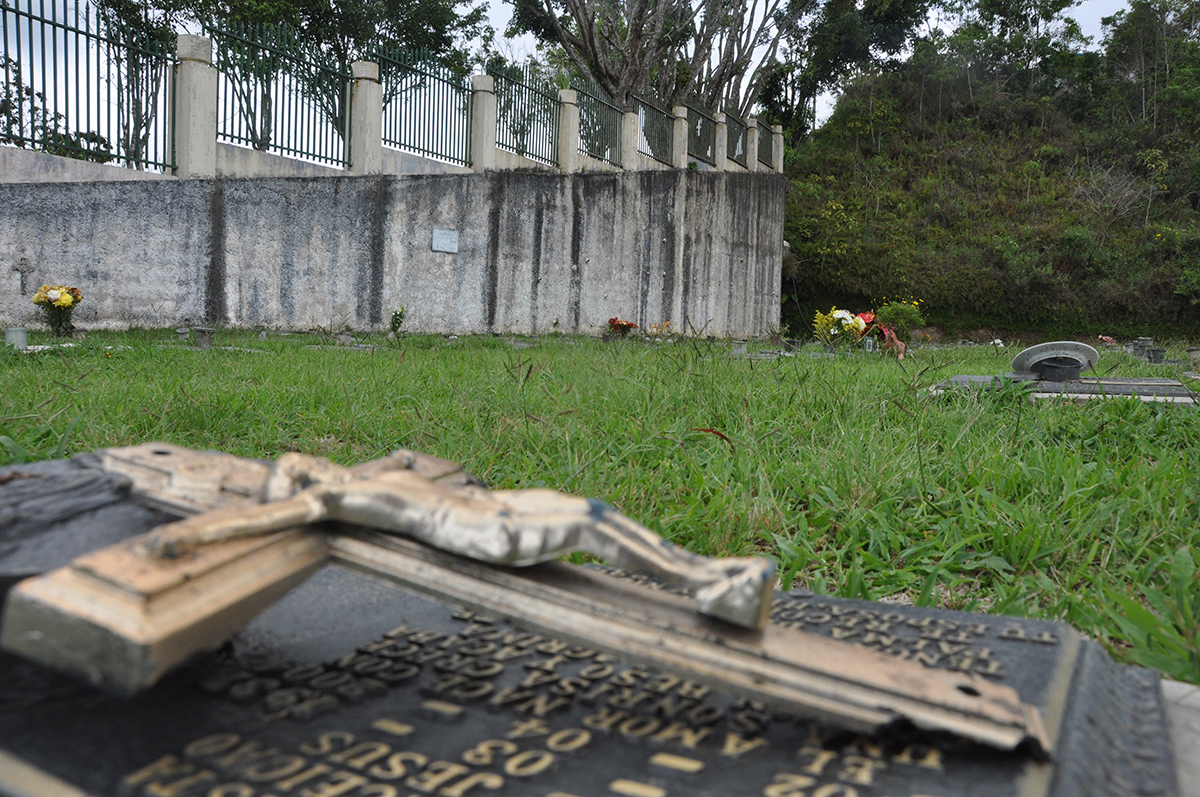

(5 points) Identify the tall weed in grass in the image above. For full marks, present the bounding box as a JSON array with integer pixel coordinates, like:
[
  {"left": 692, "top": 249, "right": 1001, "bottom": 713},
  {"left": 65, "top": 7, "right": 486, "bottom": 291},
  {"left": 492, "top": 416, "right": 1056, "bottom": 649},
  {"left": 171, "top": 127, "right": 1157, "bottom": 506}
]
[{"left": 2, "top": 331, "right": 1199, "bottom": 682}]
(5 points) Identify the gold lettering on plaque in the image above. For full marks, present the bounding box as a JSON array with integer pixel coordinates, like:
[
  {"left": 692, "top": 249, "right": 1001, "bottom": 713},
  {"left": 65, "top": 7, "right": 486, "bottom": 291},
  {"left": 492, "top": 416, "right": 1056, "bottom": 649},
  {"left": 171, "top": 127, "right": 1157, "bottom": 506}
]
[
  {"left": 328, "top": 742, "right": 392, "bottom": 770},
  {"left": 300, "top": 732, "right": 356, "bottom": 756},
  {"left": 503, "top": 750, "right": 556, "bottom": 776},
  {"left": 145, "top": 770, "right": 217, "bottom": 796},
  {"left": 184, "top": 734, "right": 243, "bottom": 758},
  {"left": 439, "top": 772, "right": 505, "bottom": 796},
  {"left": 121, "top": 755, "right": 193, "bottom": 787},
  {"left": 545, "top": 729, "right": 592, "bottom": 752},
  {"left": 837, "top": 756, "right": 886, "bottom": 785},
  {"left": 370, "top": 719, "right": 414, "bottom": 737},
  {"left": 207, "top": 785, "right": 254, "bottom": 797},
  {"left": 675, "top": 681, "right": 711, "bottom": 700},
  {"left": 796, "top": 747, "right": 838, "bottom": 776},
  {"left": 813, "top": 787, "right": 859, "bottom": 797},
  {"left": 511, "top": 694, "right": 571, "bottom": 717},
  {"left": 649, "top": 752, "right": 704, "bottom": 772},
  {"left": 406, "top": 761, "right": 471, "bottom": 793},
  {"left": 356, "top": 786, "right": 399, "bottom": 797},
  {"left": 609, "top": 780, "right": 666, "bottom": 797},
  {"left": 617, "top": 717, "right": 660, "bottom": 737},
  {"left": 763, "top": 773, "right": 816, "bottom": 797},
  {"left": 241, "top": 755, "right": 311, "bottom": 782},
  {"left": 296, "top": 771, "right": 369, "bottom": 797},
  {"left": 721, "top": 733, "right": 767, "bottom": 757},
  {"left": 506, "top": 718, "right": 552, "bottom": 738},
  {"left": 462, "top": 740, "right": 519, "bottom": 766},
  {"left": 891, "top": 745, "right": 944, "bottom": 770},
  {"left": 650, "top": 722, "right": 711, "bottom": 748},
  {"left": 367, "top": 751, "right": 429, "bottom": 780}
]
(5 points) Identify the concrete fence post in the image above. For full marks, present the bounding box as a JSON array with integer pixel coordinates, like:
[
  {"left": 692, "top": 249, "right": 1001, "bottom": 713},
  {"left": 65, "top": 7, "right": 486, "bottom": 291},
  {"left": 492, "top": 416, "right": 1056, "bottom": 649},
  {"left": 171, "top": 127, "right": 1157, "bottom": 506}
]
[
  {"left": 745, "top": 118, "right": 759, "bottom": 173},
  {"left": 557, "top": 89, "right": 579, "bottom": 173},
  {"left": 173, "top": 35, "right": 216, "bottom": 179},
  {"left": 348, "top": 61, "right": 382, "bottom": 175},
  {"left": 713, "top": 112, "right": 727, "bottom": 172},
  {"left": 771, "top": 124, "right": 784, "bottom": 173},
  {"left": 620, "top": 107, "right": 639, "bottom": 170},
  {"left": 470, "top": 75, "right": 497, "bottom": 172},
  {"left": 671, "top": 106, "right": 688, "bottom": 169}
]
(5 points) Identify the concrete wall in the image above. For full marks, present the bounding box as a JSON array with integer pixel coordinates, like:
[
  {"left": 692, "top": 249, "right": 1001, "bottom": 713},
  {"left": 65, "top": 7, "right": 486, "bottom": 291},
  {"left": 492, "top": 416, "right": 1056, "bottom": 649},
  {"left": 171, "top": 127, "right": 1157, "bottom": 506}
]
[
  {"left": 0, "top": 147, "right": 176, "bottom": 184},
  {"left": 0, "top": 171, "right": 784, "bottom": 337}
]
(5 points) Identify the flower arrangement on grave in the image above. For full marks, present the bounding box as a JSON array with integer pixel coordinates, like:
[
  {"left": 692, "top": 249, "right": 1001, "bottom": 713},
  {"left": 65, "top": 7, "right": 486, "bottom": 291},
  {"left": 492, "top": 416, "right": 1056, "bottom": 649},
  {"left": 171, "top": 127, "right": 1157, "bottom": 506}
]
[
  {"left": 872, "top": 297, "right": 925, "bottom": 343},
  {"left": 646, "top": 321, "right": 671, "bottom": 336},
  {"left": 608, "top": 317, "right": 638, "bottom": 336},
  {"left": 812, "top": 307, "right": 866, "bottom": 349},
  {"left": 32, "top": 284, "right": 83, "bottom": 337}
]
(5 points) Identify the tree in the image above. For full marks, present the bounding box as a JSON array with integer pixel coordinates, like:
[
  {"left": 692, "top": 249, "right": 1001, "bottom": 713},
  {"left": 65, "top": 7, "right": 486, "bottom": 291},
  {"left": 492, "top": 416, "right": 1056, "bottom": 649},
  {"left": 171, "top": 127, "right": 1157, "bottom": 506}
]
[
  {"left": 95, "top": 0, "right": 180, "bottom": 167},
  {"left": 506, "top": 0, "right": 813, "bottom": 114}
]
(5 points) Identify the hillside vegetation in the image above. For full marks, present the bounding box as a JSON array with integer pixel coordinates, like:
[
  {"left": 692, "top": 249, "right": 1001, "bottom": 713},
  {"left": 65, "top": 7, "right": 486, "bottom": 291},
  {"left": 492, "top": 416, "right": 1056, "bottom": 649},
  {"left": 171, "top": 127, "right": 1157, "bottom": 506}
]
[{"left": 780, "top": 0, "right": 1200, "bottom": 338}]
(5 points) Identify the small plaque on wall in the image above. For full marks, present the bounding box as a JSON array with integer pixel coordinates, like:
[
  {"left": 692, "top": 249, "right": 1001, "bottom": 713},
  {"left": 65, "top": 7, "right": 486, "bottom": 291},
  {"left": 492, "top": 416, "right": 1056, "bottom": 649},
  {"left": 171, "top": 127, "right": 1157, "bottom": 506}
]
[{"left": 431, "top": 228, "right": 459, "bottom": 253}]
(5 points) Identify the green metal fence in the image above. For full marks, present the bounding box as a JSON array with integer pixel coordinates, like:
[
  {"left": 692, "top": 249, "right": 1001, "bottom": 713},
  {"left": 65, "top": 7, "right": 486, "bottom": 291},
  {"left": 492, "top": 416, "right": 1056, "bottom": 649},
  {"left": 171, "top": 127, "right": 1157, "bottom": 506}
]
[
  {"left": 2, "top": 0, "right": 175, "bottom": 171},
  {"left": 632, "top": 94, "right": 672, "bottom": 165},
  {"left": 726, "top": 112, "right": 748, "bottom": 168},
  {"left": 376, "top": 46, "right": 470, "bottom": 167},
  {"left": 570, "top": 75, "right": 620, "bottom": 166},
  {"left": 488, "top": 63, "right": 557, "bottom": 166},
  {"left": 686, "top": 103, "right": 716, "bottom": 165},
  {"left": 205, "top": 19, "right": 350, "bottom": 168},
  {"left": 758, "top": 122, "right": 773, "bottom": 167}
]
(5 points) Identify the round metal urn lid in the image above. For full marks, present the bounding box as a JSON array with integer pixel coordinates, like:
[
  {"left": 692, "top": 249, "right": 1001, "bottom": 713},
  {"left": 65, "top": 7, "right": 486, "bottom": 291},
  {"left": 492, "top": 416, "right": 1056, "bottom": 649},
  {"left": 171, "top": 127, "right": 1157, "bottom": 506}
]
[{"left": 1011, "top": 341, "right": 1099, "bottom": 376}]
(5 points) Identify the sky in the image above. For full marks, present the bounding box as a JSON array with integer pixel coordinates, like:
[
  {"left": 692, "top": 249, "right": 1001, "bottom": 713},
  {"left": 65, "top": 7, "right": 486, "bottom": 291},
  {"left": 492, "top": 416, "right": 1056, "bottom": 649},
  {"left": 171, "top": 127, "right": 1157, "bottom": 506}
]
[{"left": 484, "top": 0, "right": 1133, "bottom": 125}]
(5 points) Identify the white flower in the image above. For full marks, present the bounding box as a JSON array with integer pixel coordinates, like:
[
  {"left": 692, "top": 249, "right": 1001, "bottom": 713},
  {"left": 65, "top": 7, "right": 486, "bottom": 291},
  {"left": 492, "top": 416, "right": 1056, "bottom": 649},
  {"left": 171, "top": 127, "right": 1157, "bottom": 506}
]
[
  {"left": 832, "top": 310, "right": 853, "bottom": 323},
  {"left": 46, "top": 290, "right": 61, "bottom": 302}
]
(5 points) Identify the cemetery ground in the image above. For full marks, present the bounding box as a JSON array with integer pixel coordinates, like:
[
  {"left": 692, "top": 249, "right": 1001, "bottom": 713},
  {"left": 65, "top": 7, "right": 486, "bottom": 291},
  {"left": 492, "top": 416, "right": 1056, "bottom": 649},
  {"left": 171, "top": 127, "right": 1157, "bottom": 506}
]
[{"left": 2, "top": 329, "right": 1199, "bottom": 686}]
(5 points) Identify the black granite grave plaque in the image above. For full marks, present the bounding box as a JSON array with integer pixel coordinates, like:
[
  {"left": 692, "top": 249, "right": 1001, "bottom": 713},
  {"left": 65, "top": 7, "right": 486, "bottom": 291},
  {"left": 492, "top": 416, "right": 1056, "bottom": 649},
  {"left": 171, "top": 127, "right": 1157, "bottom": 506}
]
[{"left": 0, "top": 457, "right": 1179, "bottom": 797}]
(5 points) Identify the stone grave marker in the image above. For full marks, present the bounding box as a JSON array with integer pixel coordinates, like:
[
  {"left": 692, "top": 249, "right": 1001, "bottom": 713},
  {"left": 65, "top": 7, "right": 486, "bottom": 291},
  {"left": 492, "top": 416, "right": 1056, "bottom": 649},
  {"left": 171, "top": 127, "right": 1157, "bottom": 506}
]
[{"left": 932, "top": 341, "right": 1197, "bottom": 404}]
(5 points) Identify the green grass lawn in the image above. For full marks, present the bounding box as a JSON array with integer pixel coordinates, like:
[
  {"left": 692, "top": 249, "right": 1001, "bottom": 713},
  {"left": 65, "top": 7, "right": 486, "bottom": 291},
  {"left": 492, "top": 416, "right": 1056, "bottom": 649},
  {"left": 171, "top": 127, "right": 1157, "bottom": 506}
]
[{"left": 3, "top": 329, "right": 1199, "bottom": 683}]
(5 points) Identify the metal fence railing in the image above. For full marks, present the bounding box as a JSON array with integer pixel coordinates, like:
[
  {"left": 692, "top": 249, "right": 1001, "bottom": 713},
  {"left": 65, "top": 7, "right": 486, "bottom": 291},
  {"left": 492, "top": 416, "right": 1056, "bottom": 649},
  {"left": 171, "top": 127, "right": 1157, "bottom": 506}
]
[
  {"left": 726, "top": 111, "right": 748, "bottom": 168},
  {"left": 570, "top": 75, "right": 620, "bottom": 166},
  {"left": 377, "top": 46, "right": 470, "bottom": 167},
  {"left": 489, "top": 62, "right": 557, "bottom": 166},
  {"left": 686, "top": 103, "right": 716, "bottom": 165},
  {"left": 205, "top": 19, "right": 350, "bottom": 168},
  {"left": 632, "top": 94, "right": 672, "bottom": 166},
  {"left": 2, "top": 0, "right": 175, "bottom": 171},
  {"left": 758, "top": 122, "right": 773, "bottom": 167}
]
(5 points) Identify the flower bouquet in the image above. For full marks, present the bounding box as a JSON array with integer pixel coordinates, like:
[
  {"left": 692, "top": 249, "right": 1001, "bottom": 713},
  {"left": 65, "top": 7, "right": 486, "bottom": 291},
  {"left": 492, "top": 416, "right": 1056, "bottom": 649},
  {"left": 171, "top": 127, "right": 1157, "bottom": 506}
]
[
  {"left": 608, "top": 317, "right": 638, "bottom": 336},
  {"left": 812, "top": 307, "right": 867, "bottom": 350},
  {"left": 33, "top": 284, "right": 83, "bottom": 337}
]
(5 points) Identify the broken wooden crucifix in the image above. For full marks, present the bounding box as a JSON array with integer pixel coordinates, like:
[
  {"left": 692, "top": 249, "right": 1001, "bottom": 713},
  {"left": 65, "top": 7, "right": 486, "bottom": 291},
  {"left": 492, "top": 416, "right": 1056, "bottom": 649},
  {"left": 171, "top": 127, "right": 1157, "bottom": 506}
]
[{"left": 0, "top": 442, "right": 1050, "bottom": 756}]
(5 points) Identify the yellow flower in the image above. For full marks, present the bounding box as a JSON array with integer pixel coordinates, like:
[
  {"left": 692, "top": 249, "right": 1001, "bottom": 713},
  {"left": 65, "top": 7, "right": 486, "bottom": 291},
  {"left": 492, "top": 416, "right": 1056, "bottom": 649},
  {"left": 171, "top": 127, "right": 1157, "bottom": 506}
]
[{"left": 56, "top": 294, "right": 74, "bottom": 308}]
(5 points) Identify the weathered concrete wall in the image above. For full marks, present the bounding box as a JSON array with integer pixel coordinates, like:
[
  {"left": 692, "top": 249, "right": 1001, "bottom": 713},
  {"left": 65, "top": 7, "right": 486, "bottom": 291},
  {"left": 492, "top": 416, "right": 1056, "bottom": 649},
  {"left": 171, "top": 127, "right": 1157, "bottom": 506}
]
[
  {"left": 0, "top": 147, "right": 176, "bottom": 183},
  {"left": 215, "top": 143, "right": 345, "bottom": 179},
  {"left": 0, "top": 172, "right": 784, "bottom": 336}
]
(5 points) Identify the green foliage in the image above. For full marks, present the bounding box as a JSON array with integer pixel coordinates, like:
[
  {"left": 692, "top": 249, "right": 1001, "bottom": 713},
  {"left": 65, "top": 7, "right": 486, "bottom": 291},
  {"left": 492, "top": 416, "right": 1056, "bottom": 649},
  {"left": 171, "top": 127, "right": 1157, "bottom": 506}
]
[
  {"left": 873, "top": 300, "right": 925, "bottom": 342},
  {"left": 1103, "top": 547, "right": 1200, "bottom": 683},
  {"left": 784, "top": 0, "right": 1200, "bottom": 336}
]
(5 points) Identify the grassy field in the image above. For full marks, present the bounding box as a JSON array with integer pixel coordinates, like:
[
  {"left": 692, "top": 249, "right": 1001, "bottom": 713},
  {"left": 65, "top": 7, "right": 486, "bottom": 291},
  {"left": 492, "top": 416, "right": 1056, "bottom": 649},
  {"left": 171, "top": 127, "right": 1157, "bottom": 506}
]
[{"left": 3, "top": 329, "right": 1199, "bottom": 683}]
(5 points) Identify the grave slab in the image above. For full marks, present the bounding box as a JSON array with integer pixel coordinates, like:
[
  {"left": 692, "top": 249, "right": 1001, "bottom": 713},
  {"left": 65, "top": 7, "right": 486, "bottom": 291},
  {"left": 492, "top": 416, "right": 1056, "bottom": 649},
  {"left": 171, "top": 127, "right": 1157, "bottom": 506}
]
[{"left": 0, "top": 453, "right": 1186, "bottom": 797}]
